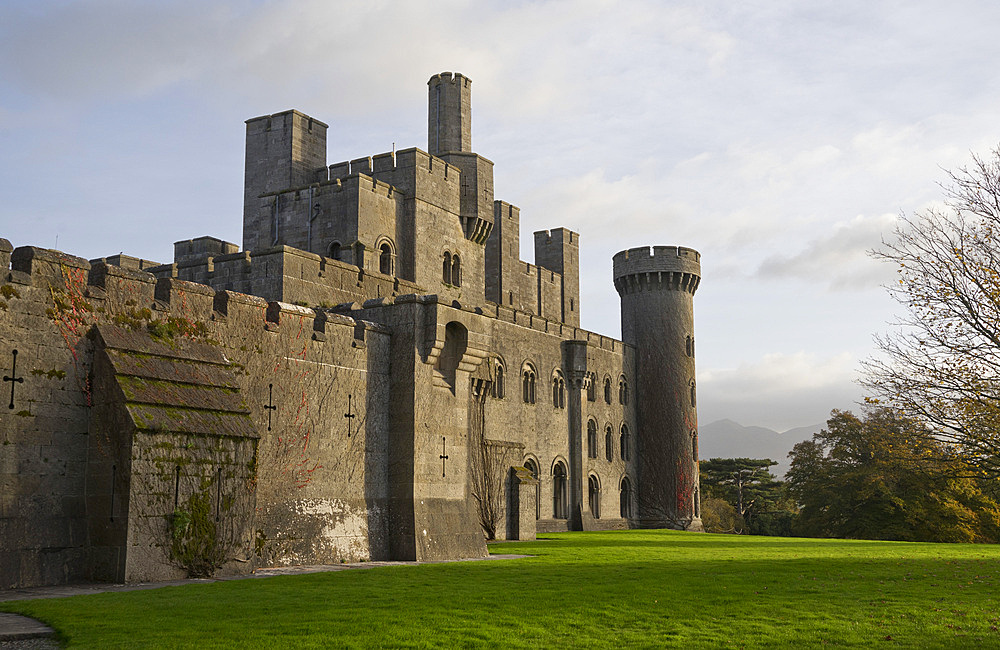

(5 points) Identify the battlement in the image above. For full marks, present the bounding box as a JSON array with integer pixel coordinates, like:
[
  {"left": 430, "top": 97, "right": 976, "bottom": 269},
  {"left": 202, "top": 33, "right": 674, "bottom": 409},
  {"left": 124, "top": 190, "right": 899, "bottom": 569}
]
[
  {"left": 494, "top": 201, "right": 520, "bottom": 221},
  {"left": 260, "top": 173, "right": 399, "bottom": 201},
  {"left": 427, "top": 71, "right": 471, "bottom": 88},
  {"left": 173, "top": 236, "right": 239, "bottom": 266},
  {"left": 613, "top": 246, "right": 701, "bottom": 277},
  {"left": 535, "top": 228, "right": 578, "bottom": 246},
  {"left": 612, "top": 246, "right": 702, "bottom": 296},
  {"left": 1, "top": 238, "right": 385, "bottom": 339},
  {"left": 333, "top": 291, "right": 626, "bottom": 352},
  {"left": 326, "top": 148, "right": 460, "bottom": 185},
  {"left": 245, "top": 109, "right": 329, "bottom": 131}
]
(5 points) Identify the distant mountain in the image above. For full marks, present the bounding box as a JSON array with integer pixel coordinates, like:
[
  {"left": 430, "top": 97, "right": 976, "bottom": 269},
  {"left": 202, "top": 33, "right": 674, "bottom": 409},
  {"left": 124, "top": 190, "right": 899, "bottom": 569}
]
[{"left": 698, "top": 419, "right": 822, "bottom": 478}]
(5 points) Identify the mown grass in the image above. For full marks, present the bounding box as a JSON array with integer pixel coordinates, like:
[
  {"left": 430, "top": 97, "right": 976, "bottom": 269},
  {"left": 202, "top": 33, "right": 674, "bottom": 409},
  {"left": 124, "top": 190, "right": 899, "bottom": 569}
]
[{"left": 4, "top": 530, "right": 1000, "bottom": 648}]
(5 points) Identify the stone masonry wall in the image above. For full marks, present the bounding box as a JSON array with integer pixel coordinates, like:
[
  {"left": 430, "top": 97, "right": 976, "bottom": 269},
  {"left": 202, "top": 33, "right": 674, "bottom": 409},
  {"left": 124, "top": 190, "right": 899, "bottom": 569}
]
[{"left": 0, "top": 238, "right": 390, "bottom": 589}]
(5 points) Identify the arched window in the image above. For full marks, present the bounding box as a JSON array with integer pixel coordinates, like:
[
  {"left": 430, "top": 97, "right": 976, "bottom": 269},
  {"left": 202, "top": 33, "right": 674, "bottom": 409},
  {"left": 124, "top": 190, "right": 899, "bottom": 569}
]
[
  {"left": 620, "top": 425, "right": 631, "bottom": 462},
  {"left": 605, "top": 427, "right": 613, "bottom": 462},
  {"left": 493, "top": 359, "right": 506, "bottom": 399},
  {"left": 524, "top": 458, "right": 540, "bottom": 520},
  {"left": 618, "top": 376, "right": 628, "bottom": 405},
  {"left": 694, "top": 487, "right": 700, "bottom": 518},
  {"left": 551, "top": 371, "right": 565, "bottom": 409},
  {"left": 521, "top": 363, "right": 536, "bottom": 404},
  {"left": 586, "top": 373, "right": 596, "bottom": 402},
  {"left": 378, "top": 241, "right": 393, "bottom": 275},
  {"left": 328, "top": 241, "right": 342, "bottom": 260},
  {"left": 604, "top": 376, "right": 612, "bottom": 404},
  {"left": 691, "top": 430, "right": 698, "bottom": 462},
  {"left": 686, "top": 335, "right": 694, "bottom": 357},
  {"left": 587, "top": 420, "right": 598, "bottom": 458},
  {"left": 553, "top": 462, "right": 567, "bottom": 519},
  {"left": 452, "top": 254, "right": 462, "bottom": 287},
  {"left": 442, "top": 251, "right": 452, "bottom": 284},
  {"left": 588, "top": 475, "right": 601, "bottom": 519},
  {"left": 690, "top": 380, "right": 697, "bottom": 407},
  {"left": 620, "top": 476, "right": 633, "bottom": 518}
]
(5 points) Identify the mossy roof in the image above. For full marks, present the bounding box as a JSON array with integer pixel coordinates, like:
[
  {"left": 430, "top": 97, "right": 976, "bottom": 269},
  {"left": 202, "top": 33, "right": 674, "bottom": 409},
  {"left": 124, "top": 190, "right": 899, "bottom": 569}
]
[{"left": 95, "top": 324, "right": 257, "bottom": 439}]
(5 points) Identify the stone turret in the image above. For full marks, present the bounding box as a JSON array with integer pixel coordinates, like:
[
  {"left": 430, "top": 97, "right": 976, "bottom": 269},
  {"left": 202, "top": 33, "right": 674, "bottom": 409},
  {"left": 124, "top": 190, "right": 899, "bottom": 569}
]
[
  {"left": 428, "top": 72, "right": 472, "bottom": 155},
  {"left": 613, "top": 245, "right": 702, "bottom": 531},
  {"left": 428, "top": 72, "right": 494, "bottom": 246}
]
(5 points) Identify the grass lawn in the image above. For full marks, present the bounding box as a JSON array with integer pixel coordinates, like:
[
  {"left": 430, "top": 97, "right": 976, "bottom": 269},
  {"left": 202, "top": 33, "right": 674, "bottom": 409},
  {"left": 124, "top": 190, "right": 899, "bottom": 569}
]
[{"left": 3, "top": 530, "right": 1000, "bottom": 648}]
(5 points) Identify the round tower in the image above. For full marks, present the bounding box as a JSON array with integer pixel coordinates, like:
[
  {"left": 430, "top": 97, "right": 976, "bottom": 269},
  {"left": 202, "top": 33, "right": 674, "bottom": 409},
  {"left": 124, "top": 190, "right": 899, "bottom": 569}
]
[{"left": 613, "top": 245, "right": 703, "bottom": 531}]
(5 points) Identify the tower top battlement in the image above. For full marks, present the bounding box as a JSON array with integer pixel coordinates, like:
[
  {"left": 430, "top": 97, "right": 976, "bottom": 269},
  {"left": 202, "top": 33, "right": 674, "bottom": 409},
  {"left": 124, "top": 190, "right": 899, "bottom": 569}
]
[
  {"left": 612, "top": 246, "right": 701, "bottom": 280},
  {"left": 427, "top": 71, "right": 471, "bottom": 87}
]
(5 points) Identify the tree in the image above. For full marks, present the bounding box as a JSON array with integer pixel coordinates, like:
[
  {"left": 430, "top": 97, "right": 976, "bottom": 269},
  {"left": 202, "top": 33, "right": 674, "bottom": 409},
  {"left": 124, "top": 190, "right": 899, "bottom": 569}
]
[
  {"left": 786, "top": 409, "right": 1000, "bottom": 542},
  {"left": 865, "top": 147, "right": 1000, "bottom": 477},
  {"left": 699, "top": 458, "right": 788, "bottom": 533},
  {"left": 700, "top": 496, "right": 742, "bottom": 534}
]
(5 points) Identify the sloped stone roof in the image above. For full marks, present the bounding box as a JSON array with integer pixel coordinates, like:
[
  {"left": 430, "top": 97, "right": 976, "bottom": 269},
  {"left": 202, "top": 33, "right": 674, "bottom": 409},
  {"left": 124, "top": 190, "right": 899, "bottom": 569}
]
[{"left": 94, "top": 324, "right": 257, "bottom": 439}]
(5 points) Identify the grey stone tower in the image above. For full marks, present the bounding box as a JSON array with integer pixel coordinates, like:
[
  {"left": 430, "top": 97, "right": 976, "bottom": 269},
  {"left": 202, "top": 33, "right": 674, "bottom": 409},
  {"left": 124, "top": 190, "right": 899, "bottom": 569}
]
[
  {"left": 242, "top": 110, "right": 328, "bottom": 251},
  {"left": 427, "top": 72, "right": 494, "bottom": 245},
  {"left": 428, "top": 72, "right": 472, "bottom": 155},
  {"left": 613, "top": 246, "right": 703, "bottom": 531}
]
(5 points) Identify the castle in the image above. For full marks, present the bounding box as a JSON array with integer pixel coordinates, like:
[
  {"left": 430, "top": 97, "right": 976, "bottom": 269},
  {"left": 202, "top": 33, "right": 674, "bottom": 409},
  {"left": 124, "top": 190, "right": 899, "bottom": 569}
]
[{"left": 0, "top": 73, "right": 702, "bottom": 589}]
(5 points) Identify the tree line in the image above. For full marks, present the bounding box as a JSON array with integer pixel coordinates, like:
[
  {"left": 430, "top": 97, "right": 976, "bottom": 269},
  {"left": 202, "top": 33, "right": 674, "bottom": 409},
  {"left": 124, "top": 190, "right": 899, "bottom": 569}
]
[
  {"left": 702, "top": 408, "right": 1000, "bottom": 542},
  {"left": 703, "top": 146, "right": 1000, "bottom": 542}
]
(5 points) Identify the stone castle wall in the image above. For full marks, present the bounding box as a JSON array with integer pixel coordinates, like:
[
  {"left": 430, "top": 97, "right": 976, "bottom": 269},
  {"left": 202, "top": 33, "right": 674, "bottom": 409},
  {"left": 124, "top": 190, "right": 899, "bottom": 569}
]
[{"left": 0, "top": 239, "right": 392, "bottom": 588}]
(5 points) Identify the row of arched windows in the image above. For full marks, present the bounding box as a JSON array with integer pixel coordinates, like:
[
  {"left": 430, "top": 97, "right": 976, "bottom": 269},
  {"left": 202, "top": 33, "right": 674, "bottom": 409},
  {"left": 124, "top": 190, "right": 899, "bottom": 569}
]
[
  {"left": 503, "top": 363, "right": 629, "bottom": 409},
  {"left": 503, "top": 361, "right": 568, "bottom": 408},
  {"left": 587, "top": 421, "right": 631, "bottom": 461},
  {"left": 585, "top": 373, "right": 628, "bottom": 405},
  {"left": 523, "top": 458, "right": 633, "bottom": 520},
  {"left": 327, "top": 238, "right": 396, "bottom": 276}
]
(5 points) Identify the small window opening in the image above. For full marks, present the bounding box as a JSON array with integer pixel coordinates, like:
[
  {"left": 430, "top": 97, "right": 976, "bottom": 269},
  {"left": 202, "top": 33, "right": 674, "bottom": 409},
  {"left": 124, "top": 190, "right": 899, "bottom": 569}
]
[
  {"left": 522, "top": 365, "right": 536, "bottom": 404},
  {"left": 552, "top": 373, "right": 565, "bottom": 409},
  {"left": 379, "top": 242, "right": 393, "bottom": 275},
  {"left": 553, "top": 462, "right": 568, "bottom": 519},
  {"left": 620, "top": 477, "right": 633, "bottom": 518},
  {"left": 493, "top": 363, "right": 505, "bottom": 399},
  {"left": 588, "top": 475, "right": 601, "bottom": 519},
  {"left": 443, "top": 252, "right": 452, "bottom": 284}
]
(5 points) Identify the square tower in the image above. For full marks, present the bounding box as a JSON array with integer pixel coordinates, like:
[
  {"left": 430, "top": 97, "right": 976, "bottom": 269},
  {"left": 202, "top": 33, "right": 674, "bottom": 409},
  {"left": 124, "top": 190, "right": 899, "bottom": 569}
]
[{"left": 243, "top": 110, "right": 328, "bottom": 251}]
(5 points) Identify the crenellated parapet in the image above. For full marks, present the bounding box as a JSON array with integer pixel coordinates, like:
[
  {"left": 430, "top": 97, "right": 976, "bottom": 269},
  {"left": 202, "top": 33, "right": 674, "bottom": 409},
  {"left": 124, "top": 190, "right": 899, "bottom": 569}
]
[
  {"left": 325, "top": 148, "right": 461, "bottom": 187},
  {"left": 612, "top": 246, "right": 701, "bottom": 296}
]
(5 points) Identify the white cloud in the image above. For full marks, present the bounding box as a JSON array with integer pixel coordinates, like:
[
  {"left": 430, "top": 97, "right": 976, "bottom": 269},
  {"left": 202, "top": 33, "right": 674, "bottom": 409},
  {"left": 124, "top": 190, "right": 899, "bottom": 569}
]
[
  {"left": 4, "top": 0, "right": 1000, "bottom": 431},
  {"left": 755, "top": 213, "right": 898, "bottom": 289}
]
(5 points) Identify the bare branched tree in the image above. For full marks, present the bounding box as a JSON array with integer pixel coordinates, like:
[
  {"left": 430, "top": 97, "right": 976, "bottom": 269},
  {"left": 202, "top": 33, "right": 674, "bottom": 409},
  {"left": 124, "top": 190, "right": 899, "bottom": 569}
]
[
  {"left": 468, "top": 388, "right": 517, "bottom": 539},
  {"left": 864, "top": 146, "right": 1000, "bottom": 477}
]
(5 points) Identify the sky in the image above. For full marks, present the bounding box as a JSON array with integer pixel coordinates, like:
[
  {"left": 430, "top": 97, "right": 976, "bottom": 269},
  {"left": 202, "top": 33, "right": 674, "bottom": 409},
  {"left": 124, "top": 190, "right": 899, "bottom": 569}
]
[{"left": 3, "top": 0, "right": 1000, "bottom": 432}]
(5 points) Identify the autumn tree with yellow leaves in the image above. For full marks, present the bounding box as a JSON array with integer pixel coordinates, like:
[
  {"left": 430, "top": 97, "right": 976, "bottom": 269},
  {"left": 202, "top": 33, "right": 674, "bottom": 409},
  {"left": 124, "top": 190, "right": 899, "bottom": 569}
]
[
  {"left": 786, "top": 409, "right": 1000, "bottom": 542},
  {"left": 865, "top": 147, "right": 1000, "bottom": 478}
]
